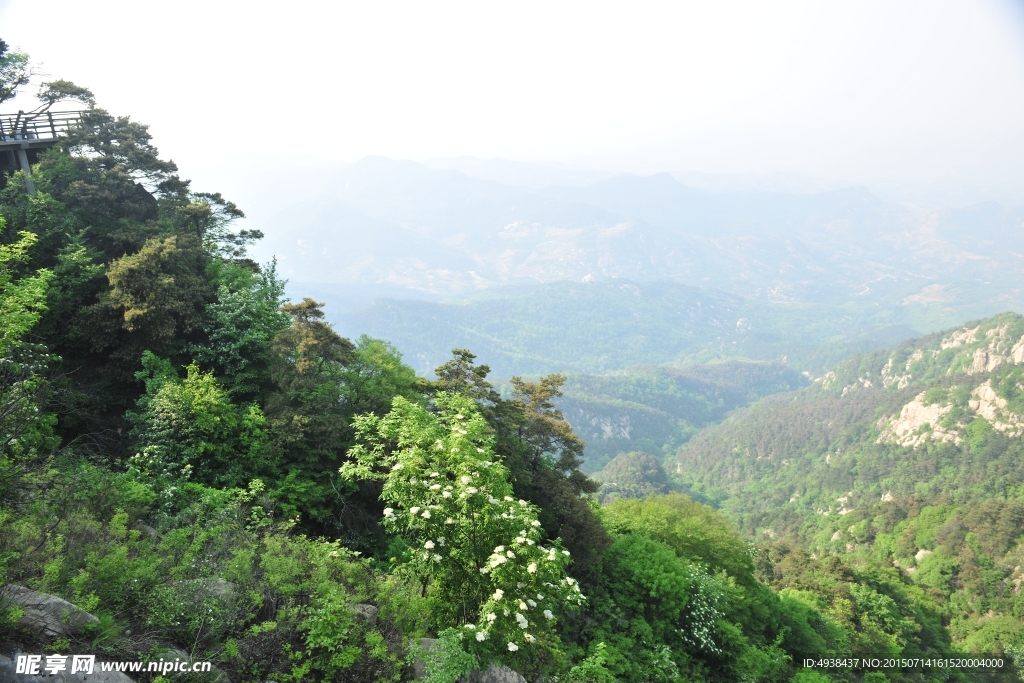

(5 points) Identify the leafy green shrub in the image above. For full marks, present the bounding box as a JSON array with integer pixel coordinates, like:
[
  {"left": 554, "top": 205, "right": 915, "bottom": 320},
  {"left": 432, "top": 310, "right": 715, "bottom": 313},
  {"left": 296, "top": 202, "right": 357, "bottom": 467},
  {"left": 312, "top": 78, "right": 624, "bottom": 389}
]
[
  {"left": 777, "top": 589, "right": 843, "bottom": 659},
  {"left": 583, "top": 534, "right": 704, "bottom": 681},
  {"left": 913, "top": 551, "right": 958, "bottom": 592},
  {"left": 965, "top": 418, "right": 993, "bottom": 450},
  {"left": 129, "top": 352, "right": 277, "bottom": 493},
  {"left": 602, "top": 493, "right": 755, "bottom": 583},
  {"left": 564, "top": 642, "right": 615, "bottom": 683},
  {"left": 417, "top": 628, "right": 478, "bottom": 683}
]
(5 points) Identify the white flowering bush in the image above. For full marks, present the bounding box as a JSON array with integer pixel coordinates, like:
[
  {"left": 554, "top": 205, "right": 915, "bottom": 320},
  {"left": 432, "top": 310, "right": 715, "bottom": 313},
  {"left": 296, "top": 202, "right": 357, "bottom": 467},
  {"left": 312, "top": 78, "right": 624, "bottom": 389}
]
[
  {"left": 676, "top": 566, "right": 724, "bottom": 655},
  {"left": 341, "top": 392, "right": 583, "bottom": 661}
]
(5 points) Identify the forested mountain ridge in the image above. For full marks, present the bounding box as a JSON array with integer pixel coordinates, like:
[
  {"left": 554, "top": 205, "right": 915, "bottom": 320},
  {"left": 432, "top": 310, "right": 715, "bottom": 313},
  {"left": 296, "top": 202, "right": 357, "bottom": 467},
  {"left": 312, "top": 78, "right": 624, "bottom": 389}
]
[
  {"left": 672, "top": 312, "right": 1024, "bottom": 657},
  {"left": 336, "top": 278, "right": 920, "bottom": 377},
  {"left": 672, "top": 311, "right": 1024, "bottom": 526}
]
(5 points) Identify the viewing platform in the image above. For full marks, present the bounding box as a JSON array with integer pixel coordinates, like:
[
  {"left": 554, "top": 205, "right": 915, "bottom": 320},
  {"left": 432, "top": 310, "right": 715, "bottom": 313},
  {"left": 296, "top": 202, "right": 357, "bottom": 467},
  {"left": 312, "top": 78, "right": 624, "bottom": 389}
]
[
  {"left": 0, "top": 110, "right": 85, "bottom": 190},
  {"left": 0, "top": 110, "right": 84, "bottom": 150}
]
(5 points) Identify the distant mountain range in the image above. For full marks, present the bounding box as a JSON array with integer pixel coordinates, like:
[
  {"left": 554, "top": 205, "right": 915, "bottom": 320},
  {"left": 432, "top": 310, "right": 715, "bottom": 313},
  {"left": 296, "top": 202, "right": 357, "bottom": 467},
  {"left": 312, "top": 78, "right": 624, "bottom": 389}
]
[{"left": 227, "top": 156, "right": 1024, "bottom": 314}]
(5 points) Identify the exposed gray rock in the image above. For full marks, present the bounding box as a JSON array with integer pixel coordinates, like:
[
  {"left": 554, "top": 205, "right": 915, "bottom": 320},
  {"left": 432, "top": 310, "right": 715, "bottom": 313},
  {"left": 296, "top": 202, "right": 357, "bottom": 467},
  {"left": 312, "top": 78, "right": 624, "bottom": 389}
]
[
  {"left": 412, "top": 638, "right": 437, "bottom": 680},
  {"left": 410, "top": 638, "right": 526, "bottom": 683},
  {"left": 0, "top": 654, "right": 45, "bottom": 683},
  {"left": 133, "top": 521, "right": 159, "bottom": 539},
  {"left": 1, "top": 584, "right": 99, "bottom": 637},
  {"left": 462, "top": 664, "right": 527, "bottom": 683},
  {"left": 352, "top": 603, "right": 378, "bottom": 627}
]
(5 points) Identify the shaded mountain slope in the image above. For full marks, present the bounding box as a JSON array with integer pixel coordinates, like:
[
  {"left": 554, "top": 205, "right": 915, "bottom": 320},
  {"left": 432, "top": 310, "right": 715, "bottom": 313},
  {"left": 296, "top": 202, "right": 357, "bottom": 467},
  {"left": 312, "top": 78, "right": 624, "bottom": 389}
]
[{"left": 557, "top": 360, "right": 808, "bottom": 472}]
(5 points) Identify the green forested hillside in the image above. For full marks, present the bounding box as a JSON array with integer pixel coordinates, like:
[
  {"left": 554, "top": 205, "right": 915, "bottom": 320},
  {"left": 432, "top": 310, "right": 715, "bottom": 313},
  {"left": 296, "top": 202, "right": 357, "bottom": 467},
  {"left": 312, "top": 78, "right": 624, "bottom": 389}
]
[
  {"left": 336, "top": 280, "right": 920, "bottom": 377},
  {"left": 0, "top": 42, "right": 1012, "bottom": 683},
  {"left": 672, "top": 312, "right": 1024, "bottom": 658},
  {"left": 558, "top": 361, "right": 808, "bottom": 472}
]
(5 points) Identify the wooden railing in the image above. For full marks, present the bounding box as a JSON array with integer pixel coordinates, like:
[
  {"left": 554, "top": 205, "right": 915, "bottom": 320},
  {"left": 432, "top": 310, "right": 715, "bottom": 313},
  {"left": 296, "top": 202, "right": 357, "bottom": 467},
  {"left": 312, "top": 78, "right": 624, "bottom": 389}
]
[{"left": 0, "top": 110, "right": 84, "bottom": 143}]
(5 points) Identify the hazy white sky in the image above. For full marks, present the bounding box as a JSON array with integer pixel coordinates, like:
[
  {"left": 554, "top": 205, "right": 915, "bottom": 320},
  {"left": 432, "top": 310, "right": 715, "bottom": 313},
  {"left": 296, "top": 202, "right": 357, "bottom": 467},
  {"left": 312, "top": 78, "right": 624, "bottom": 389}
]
[{"left": 3, "top": 0, "right": 1024, "bottom": 204}]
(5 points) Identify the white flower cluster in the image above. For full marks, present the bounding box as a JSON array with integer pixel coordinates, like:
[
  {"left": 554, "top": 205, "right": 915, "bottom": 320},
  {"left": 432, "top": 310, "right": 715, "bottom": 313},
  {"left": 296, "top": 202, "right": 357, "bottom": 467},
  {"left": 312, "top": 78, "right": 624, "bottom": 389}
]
[{"left": 350, "top": 395, "right": 585, "bottom": 657}]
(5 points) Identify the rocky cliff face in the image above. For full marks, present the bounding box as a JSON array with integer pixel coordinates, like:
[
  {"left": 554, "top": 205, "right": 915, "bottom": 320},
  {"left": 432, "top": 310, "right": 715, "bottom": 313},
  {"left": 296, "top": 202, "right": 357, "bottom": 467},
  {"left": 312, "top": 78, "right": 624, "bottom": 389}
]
[
  {"left": 823, "top": 312, "right": 1024, "bottom": 393},
  {"left": 878, "top": 318, "right": 1024, "bottom": 389},
  {"left": 559, "top": 400, "right": 678, "bottom": 473},
  {"left": 876, "top": 379, "right": 1024, "bottom": 448},
  {"left": 815, "top": 313, "right": 1024, "bottom": 448},
  {"left": 876, "top": 391, "right": 960, "bottom": 448}
]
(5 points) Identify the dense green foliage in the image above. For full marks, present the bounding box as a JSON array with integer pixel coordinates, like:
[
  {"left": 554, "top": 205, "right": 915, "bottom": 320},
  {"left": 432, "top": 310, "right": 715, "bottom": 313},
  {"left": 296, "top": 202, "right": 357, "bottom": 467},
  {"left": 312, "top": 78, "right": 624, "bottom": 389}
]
[{"left": 0, "top": 41, "right": 1016, "bottom": 683}]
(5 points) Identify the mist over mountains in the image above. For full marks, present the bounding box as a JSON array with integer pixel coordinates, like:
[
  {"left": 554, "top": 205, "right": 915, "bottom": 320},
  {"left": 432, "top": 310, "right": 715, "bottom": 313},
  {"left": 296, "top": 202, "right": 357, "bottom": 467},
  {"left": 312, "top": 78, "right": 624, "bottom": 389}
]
[{"left": 227, "top": 156, "right": 1021, "bottom": 305}]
